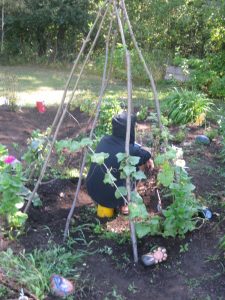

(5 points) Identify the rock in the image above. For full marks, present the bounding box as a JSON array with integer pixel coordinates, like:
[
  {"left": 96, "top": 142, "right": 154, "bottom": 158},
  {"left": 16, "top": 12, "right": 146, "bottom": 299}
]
[
  {"left": 50, "top": 274, "right": 75, "bottom": 297},
  {"left": 195, "top": 135, "right": 210, "bottom": 145},
  {"left": 164, "top": 66, "right": 189, "bottom": 82},
  {"left": 141, "top": 247, "right": 168, "bottom": 266}
]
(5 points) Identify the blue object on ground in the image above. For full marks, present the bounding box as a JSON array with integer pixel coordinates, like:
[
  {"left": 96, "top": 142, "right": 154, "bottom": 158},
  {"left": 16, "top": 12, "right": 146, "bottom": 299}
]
[
  {"left": 195, "top": 135, "right": 210, "bottom": 145},
  {"left": 198, "top": 207, "right": 213, "bottom": 219}
]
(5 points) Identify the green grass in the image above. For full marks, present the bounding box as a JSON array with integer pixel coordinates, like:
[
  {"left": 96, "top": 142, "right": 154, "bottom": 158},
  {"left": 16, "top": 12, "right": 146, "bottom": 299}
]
[
  {"left": 0, "top": 65, "right": 173, "bottom": 108},
  {"left": 0, "top": 244, "right": 85, "bottom": 299}
]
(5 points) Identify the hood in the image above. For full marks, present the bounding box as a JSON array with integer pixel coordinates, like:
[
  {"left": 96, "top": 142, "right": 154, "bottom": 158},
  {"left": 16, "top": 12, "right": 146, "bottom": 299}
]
[{"left": 112, "top": 111, "right": 136, "bottom": 144}]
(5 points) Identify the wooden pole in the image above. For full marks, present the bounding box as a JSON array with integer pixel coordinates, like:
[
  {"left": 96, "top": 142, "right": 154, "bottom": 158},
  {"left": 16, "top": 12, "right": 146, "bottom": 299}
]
[
  {"left": 26, "top": 0, "right": 109, "bottom": 183},
  {"left": 63, "top": 8, "right": 114, "bottom": 240},
  {"left": 1, "top": 0, "right": 4, "bottom": 53},
  {"left": 121, "top": 0, "right": 162, "bottom": 130},
  {"left": 114, "top": 0, "right": 138, "bottom": 264},
  {"left": 50, "top": 0, "right": 109, "bottom": 133},
  {"left": 24, "top": 4, "right": 110, "bottom": 213}
]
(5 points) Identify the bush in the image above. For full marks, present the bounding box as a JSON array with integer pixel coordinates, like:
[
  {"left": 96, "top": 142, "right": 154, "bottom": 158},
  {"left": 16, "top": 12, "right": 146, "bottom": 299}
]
[
  {"left": 166, "top": 89, "right": 212, "bottom": 125},
  {"left": 95, "top": 99, "right": 121, "bottom": 136},
  {"left": 79, "top": 98, "right": 122, "bottom": 137},
  {"left": 93, "top": 46, "right": 166, "bottom": 83},
  {"left": 209, "top": 76, "right": 225, "bottom": 99},
  {"left": 175, "top": 54, "right": 225, "bottom": 99}
]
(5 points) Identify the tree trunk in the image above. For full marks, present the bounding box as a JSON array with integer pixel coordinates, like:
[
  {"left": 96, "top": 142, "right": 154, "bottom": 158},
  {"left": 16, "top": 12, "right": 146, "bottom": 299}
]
[
  {"left": 36, "top": 29, "right": 47, "bottom": 57},
  {"left": 56, "top": 25, "right": 66, "bottom": 59},
  {"left": 1, "top": 0, "right": 4, "bottom": 54}
]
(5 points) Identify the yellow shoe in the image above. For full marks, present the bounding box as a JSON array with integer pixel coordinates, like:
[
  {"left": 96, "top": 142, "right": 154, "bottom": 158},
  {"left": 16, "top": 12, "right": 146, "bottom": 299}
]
[{"left": 97, "top": 204, "right": 114, "bottom": 218}]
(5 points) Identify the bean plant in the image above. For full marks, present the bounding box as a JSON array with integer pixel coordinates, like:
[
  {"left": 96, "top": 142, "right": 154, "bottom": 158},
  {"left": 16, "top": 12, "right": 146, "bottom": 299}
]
[
  {"left": 0, "top": 145, "right": 27, "bottom": 234},
  {"left": 0, "top": 144, "right": 42, "bottom": 235}
]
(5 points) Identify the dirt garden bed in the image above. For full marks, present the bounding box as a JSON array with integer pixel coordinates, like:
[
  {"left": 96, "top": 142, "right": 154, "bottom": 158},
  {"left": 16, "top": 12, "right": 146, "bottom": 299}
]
[{"left": 0, "top": 105, "right": 224, "bottom": 300}]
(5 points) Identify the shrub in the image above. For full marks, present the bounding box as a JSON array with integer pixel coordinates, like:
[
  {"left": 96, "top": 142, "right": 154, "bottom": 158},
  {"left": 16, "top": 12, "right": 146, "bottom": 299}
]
[
  {"left": 0, "top": 73, "right": 19, "bottom": 111},
  {"left": 209, "top": 76, "right": 225, "bottom": 99},
  {"left": 166, "top": 89, "right": 212, "bottom": 125},
  {"left": 0, "top": 145, "right": 27, "bottom": 233},
  {"left": 175, "top": 55, "right": 225, "bottom": 99},
  {"left": 93, "top": 46, "right": 166, "bottom": 82},
  {"left": 172, "top": 129, "right": 186, "bottom": 143},
  {"left": 136, "top": 106, "right": 148, "bottom": 121}
]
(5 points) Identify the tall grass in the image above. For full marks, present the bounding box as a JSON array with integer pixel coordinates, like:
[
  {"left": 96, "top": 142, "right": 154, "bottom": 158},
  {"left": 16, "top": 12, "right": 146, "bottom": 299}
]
[{"left": 0, "top": 245, "right": 84, "bottom": 299}]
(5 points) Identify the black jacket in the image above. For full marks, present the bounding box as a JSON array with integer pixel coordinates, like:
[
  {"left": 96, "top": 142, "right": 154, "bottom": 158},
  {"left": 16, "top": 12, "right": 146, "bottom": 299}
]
[{"left": 86, "top": 112, "right": 151, "bottom": 208}]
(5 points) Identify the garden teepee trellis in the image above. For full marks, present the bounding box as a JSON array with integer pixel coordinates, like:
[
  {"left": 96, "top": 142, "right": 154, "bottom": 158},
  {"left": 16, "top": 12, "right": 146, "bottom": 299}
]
[{"left": 24, "top": 0, "right": 162, "bottom": 264}]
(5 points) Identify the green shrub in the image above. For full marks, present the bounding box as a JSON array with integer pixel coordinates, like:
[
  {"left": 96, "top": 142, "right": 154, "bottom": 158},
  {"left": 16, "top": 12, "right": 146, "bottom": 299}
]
[
  {"left": 0, "top": 72, "right": 19, "bottom": 111},
  {"left": 172, "top": 129, "right": 186, "bottom": 143},
  {"left": 136, "top": 106, "right": 148, "bottom": 121},
  {"left": 94, "top": 46, "right": 166, "bottom": 82},
  {"left": 95, "top": 99, "right": 121, "bottom": 136},
  {"left": 0, "top": 246, "right": 83, "bottom": 300},
  {"left": 166, "top": 89, "right": 212, "bottom": 125},
  {"left": 209, "top": 76, "right": 225, "bottom": 99},
  {"left": 175, "top": 55, "right": 225, "bottom": 99},
  {"left": 204, "top": 128, "right": 218, "bottom": 141}
]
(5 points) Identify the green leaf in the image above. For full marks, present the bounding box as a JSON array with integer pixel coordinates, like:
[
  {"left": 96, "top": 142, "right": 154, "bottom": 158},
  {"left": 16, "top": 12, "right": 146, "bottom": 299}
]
[
  {"left": 122, "top": 165, "right": 136, "bottom": 177},
  {"left": 115, "top": 186, "right": 127, "bottom": 199},
  {"left": 70, "top": 141, "right": 81, "bottom": 151},
  {"left": 32, "top": 195, "right": 42, "bottom": 207},
  {"left": 158, "top": 162, "right": 174, "bottom": 187},
  {"left": 91, "top": 152, "right": 109, "bottom": 165},
  {"left": 129, "top": 202, "right": 149, "bottom": 219},
  {"left": 132, "top": 170, "right": 146, "bottom": 180},
  {"left": 128, "top": 156, "right": 140, "bottom": 166},
  {"left": 116, "top": 152, "right": 126, "bottom": 162},
  {"left": 130, "top": 191, "right": 143, "bottom": 203},
  {"left": 103, "top": 171, "right": 116, "bottom": 186},
  {"left": 135, "top": 223, "right": 152, "bottom": 238},
  {"left": 135, "top": 216, "right": 161, "bottom": 238},
  {"left": 79, "top": 138, "right": 93, "bottom": 147}
]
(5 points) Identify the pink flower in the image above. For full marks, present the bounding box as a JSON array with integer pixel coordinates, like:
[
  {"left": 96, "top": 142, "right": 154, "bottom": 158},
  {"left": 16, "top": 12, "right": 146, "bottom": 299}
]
[{"left": 4, "top": 155, "right": 17, "bottom": 164}]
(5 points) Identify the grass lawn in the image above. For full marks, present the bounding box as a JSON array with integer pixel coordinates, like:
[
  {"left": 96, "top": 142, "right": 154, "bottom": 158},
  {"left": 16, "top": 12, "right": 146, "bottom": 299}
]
[{"left": 0, "top": 65, "right": 172, "bottom": 108}]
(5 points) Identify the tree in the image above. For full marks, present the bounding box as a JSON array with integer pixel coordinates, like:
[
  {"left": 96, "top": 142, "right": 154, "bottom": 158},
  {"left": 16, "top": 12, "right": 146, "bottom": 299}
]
[{"left": 0, "top": 0, "right": 25, "bottom": 54}]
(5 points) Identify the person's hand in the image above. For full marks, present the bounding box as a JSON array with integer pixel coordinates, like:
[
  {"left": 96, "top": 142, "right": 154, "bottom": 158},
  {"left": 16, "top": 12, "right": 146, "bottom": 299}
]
[{"left": 146, "top": 159, "right": 154, "bottom": 171}]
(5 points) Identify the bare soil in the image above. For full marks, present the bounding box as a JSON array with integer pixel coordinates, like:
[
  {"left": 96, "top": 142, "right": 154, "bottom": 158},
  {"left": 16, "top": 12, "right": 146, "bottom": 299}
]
[{"left": 0, "top": 105, "right": 224, "bottom": 300}]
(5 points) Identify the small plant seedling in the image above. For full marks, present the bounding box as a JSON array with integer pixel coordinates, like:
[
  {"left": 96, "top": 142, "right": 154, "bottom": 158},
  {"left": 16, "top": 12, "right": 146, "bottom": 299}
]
[
  {"left": 128, "top": 282, "right": 138, "bottom": 294},
  {"left": 180, "top": 243, "right": 189, "bottom": 253},
  {"left": 173, "top": 129, "right": 186, "bottom": 143},
  {"left": 99, "top": 246, "right": 113, "bottom": 256}
]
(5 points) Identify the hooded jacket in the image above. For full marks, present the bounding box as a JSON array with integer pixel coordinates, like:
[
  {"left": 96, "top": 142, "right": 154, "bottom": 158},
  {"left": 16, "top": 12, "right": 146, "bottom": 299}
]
[{"left": 86, "top": 111, "right": 151, "bottom": 208}]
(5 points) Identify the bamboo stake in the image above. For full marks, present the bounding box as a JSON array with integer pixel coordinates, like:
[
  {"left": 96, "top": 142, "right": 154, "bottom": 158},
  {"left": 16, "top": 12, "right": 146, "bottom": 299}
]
[
  {"left": 121, "top": 0, "right": 162, "bottom": 130},
  {"left": 24, "top": 4, "right": 110, "bottom": 213},
  {"left": 1, "top": 0, "right": 4, "bottom": 53},
  {"left": 26, "top": 0, "right": 109, "bottom": 184},
  {"left": 63, "top": 8, "right": 114, "bottom": 240},
  {"left": 83, "top": 25, "right": 118, "bottom": 135},
  {"left": 50, "top": 0, "right": 109, "bottom": 133},
  {"left": 114, "top": 0, "right": 138, "bottom": 263}
]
